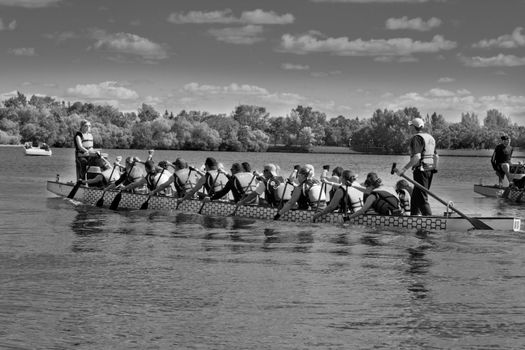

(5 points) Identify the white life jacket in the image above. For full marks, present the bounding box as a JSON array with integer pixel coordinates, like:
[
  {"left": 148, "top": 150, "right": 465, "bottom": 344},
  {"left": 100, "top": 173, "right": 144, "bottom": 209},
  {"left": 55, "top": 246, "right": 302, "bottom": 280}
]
[{"left": 416, "top": 132, "right": 437, "bottom": 170}]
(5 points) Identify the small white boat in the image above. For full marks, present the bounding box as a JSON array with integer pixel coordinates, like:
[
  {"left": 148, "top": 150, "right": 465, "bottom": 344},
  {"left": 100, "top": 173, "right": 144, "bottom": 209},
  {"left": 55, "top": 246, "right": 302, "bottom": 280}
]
[
  {"left": 24, "top": 143, "right": 52, "bottom": 156},
  {"left": 473, "top": 184, "right": 507, "bottom": 198}
]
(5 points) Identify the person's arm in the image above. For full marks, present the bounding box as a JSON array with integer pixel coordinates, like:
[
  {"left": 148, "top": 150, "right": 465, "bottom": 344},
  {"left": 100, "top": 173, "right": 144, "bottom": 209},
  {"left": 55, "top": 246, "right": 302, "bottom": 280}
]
[
  {"left": 120, "top": 177, "right": 147, "bottom": 192},
  {"left": 237, "top": 182, "right": 264, "bottom": 206},
  {"left": 180, "top": 175, "right": 205, "bottom": 202},
  {"left": 274, "top": 185, "right": 302, "bottom": 219},
  {"left": 209, "top": 178, "right": 234, "bottom": 200},
  {"left": 345, "top": 194, "right": 375, "bottom": 220},
  {"left": 80, "top": 174, "right": 104, "bottom": 185},
  {"left": 312, "top": 187, "right": 343, "bottom": 221},
  {"left": 150, "top": 175, "right": 174, "bottom": 196}
]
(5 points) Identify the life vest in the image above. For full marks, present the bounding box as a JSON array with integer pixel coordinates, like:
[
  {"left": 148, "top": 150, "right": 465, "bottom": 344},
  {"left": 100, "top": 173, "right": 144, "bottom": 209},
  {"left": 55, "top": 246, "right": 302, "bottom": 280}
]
[
  {"left": 74, "top": 131, "right": 93, "bottom": 153},
  {"left": 338, "top": 186, "right": 363, "bottom": 214},
  {"left": 204, "top": 170, "right": 228, "bottom": 197},
  {"left": 414, "top": 132, "right": 436, "bottom": 170},
  {"left": 102, "top": 166, "right": 120, "bottom": 183},
  {"left": 173, "top": 168, "right": 197, "bottom": 197},
  {"left": 396, "top": 188, "right": 411, "bottom": 214},
  {"left": 297, "top": 179, "right": 326, "bottom": 210},
  {"left": 269, "top": 176, "right": 293, "bottom": 206},
  {"left": 146, "top": 170, "right": 171, "bottom": 191},
  {"left": 86, "top": 167, "right": 107, "bottom": 188},
  {"left": 232, "top": 172, "right": 258, "bottom": 201},
  {"left": 370, "top": 188, "right": 401, "bottom": 215}
]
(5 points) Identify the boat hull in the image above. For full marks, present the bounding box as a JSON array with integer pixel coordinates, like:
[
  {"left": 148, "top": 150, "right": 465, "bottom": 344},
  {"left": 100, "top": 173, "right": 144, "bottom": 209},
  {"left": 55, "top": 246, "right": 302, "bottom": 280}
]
[
  {"left": 506, "top": 187, "right": 525, "bottom": 203},
  {"left": 473, "top": 184, "right": 506, "bottom": 198},
  {"left": 46, "top": 180, "right": 522, "bottom": 232},
  {"left": 25, "top": 148, "right": 52, "bottom": 156}
]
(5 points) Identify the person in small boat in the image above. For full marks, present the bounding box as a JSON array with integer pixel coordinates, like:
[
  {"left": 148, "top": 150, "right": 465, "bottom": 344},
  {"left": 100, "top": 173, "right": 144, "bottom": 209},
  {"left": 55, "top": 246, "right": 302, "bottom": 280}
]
[
  {"left": 119, "top": 160, "right": 173, "bottom": 196},
  {"left": 345, "top": 173, "right": 401, "bottom": 221},
  {"left": 394, "top": 117, "right": 438, "bottom": 216},
  {"left": 491, "top": 135, "right": 513, "bottom": 188},
  {"left": 236, "top": 163, "right": 291, "bottom": 208},
  {"left": 274, "top": 164, "right": 326, "bottom": 220},
  {"left": 178, "top": 157, "right": 229, "bottom": 203},
  {"left": 395, "top": 179, "right": 412, "bottom": 215},
  {"left": 103, "top": 156, "right": 146, "bottom": 193},
  {"left": 312, "top": 169, "right": 363, "bottom": 222},
  {"left": 74, "top": 119, "right": 96, "bottom": 180},
  {"left": 152, "top": 158, "right": 201, "bottom": 198},
  {"left": 203, "top": 163, "right": 258, "bottom": 203}
]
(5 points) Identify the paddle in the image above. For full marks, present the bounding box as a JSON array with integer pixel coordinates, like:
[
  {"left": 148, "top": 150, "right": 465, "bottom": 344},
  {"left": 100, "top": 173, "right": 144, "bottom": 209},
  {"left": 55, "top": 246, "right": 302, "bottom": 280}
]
[
  {"left": 198, "top": 170, "right": 221, "bottom": 214},
  {"left": 391, "top": 163, "right": 493, "bottom": 230},
  {"left": 67, "top": 180, "right": 82, "bottom": 199},
  {"left": 95, "top": 162, "right": 119, "bottom": 207},
  {"left": 277, "top": 168, "right": 296, "bottom": 210},
  {"left": 229, "top": 172, "right": 258, "bottom": 217},
  {"left": 140, "top": 167, "right": 165, "bottom": 210},
  {"left": 109, "top": 160, "right": 137, "bottom": 210}
]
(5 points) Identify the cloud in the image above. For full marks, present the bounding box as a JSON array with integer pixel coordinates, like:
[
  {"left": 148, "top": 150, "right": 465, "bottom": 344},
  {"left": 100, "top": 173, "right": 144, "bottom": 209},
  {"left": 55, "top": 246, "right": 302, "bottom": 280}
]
[
  {"left": 43, "top": 31, "right": 78, "bottom": 43},
  {"left": 167, "top": 9, "right": 294, "bottom": 25},
  {"left": 66, "top": 81, "right": 139, "bottom": 100},
  {"left": 208, "top": 25, "right": 264, "bottom": 44},
  {"left": 310, "top": 0, "right": 431, "bottom": 3},
  {"left": 183, "top": 82, "right": 269, "bottom": 96},
  {"left": 472, "top": 27, "right": 525, "bottom": 49},
  {"left": 279, "top": 32, "right": 457, "bottom": 57},
  {"left": 281, "top": 63, "right": 310, "bottom": 70},
  {"left": 8, "top": 47, "right": 35, "bottom": 56},
  {"left": 438, "top": 77, "right": 455, "bottom": 83},
  {"left": 0, "top": 0, "right": 61, "bottom": 7},
  {"left": 0, "top": 18, "right": 16, "bottom": 31},
  {"left": 460, "top": 54, "right": 525, "bottom": 67},
  {"left": 88, "top": 30, "right": 168, "bottom": 61},
  {"left": 385, "top": 16, "right": 442, "bottom": 31}
]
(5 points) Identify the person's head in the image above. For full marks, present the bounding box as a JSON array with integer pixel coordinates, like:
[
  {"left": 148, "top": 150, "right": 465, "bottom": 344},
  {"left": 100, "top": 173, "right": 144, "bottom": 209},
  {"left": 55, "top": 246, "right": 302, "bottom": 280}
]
[
  {"left": 144, "top": 160, "right": 157, "bottom": 174},
  {"left": 263, "top": 163, "right": 278, "bottom": 178},
  {"left": 241, "top": 162, "right": 251, "bottom": 173},
  {"left": 174, "top": 158, "right": 188, "bottom": 170},
  {"left": 395, "top": 179, "right": 411, "bottom": 192},
  {"left": 204, "top": 157, "right": 218, "bottom": 170},
  {"left": 341, "top": 170, "right": 357, "bottom": 186},
  {"left": 364, "top": 172, "right": 382, "bottom": 189},
  {"left": 501, "top": 135, "right": 510, "bottom": 144},
  {"left": 80, "top": 119, "right": 91, "bottom": 132},
  {"left": 125, "top": 156, "right": 136, "bottom": 170},
  {"left": 230, "top": 163, "right": 242, "bottom": 174},
  {"left": 408, "top": 117, "right": 424, "bottom": 132},
  {"left": 332, "top": 166, "right": 344, "bottom": 178},
  {"left": 297, "top": 165, "right": 313, "bottom": 181}
]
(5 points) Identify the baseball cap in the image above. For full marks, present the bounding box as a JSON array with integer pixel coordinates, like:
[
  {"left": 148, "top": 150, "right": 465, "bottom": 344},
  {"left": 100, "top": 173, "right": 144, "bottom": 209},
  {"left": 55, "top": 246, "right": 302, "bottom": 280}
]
[{"left": 408, "top": 117, "right": 424, "bottom": 128}]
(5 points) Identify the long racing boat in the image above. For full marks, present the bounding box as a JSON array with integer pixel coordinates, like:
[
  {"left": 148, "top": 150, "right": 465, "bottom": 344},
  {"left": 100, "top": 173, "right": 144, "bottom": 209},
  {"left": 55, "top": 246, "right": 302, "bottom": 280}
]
[{"left": 47, "top": 180, "right": 522, "bottom": 232}]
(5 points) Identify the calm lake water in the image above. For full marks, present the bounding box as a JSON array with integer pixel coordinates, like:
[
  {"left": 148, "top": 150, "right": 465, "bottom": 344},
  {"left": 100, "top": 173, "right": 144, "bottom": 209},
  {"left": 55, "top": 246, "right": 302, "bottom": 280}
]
[{"left": 1, "top": 146, "right": 524, "bottom": 349}]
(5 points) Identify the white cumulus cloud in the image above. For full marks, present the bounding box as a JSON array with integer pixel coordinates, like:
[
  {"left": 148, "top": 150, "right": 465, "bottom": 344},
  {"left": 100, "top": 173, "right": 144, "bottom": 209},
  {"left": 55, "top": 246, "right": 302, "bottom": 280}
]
[
  {"left": 8, "top": 47, "right": 35, "bottom": 56},
  {"left": 386, "top": 16, "right": 442, "bottom": 31},
  {"left": 168, "top": 9, "right": 294, "bottom": 25},
  {"left": 90, "top": 29, "right": 168, "bottom": 61},
  {"left": 66, "top": 81, "right": 139, "bottom": 100},
  {"left": 279, "top": 32, "right": 457, "bottom": 57},
  {"left": 281, "top": 63, "right": 310, "bottom": 70},
  {"left": 461, "top": 54, "right": 525, "bottom": 67},
  {"left": 0, "top": 18, "right": 16, "bottom": 31},
  {"left": 209, "top": 25, "right": 264, "bottom": 44},
  {"left": 472, "top": 27, "right": 525, "bottom": 49},
  {"left": 0, "top": 0, "right": 61, "bottom": 7}
]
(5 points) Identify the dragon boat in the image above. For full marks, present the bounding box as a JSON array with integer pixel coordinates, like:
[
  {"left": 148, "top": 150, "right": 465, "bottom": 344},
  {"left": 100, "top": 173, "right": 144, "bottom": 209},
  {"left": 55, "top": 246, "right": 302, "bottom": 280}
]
[
  {"left": 505, "top": 186, "right": 525, "bottom": 204},
  {"left": 47, "top": 180, "right": 522, "bottom": 232}
]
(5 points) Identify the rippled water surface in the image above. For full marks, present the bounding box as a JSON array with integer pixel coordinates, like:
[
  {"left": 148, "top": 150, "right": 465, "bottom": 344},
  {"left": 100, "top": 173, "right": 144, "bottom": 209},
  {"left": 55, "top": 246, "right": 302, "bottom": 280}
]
[{"left": 1, "top": 147, "right": 524, "bottom": 349}]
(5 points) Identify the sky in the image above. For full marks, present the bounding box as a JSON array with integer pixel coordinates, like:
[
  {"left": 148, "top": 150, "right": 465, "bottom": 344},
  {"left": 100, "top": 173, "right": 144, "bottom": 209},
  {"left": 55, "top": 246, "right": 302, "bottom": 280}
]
[{"left": 1, "top": 0, "right": 524, "bottom": 123}]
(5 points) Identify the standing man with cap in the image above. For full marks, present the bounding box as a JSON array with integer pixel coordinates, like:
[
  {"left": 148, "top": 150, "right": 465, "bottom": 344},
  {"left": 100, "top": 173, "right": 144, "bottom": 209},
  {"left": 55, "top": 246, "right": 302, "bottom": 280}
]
[
  {"left": 491, "top": 135, "right": 513, "bottom": 188},
  {"left": 394, "top": 117, "right": 438, "bottom": 216}
]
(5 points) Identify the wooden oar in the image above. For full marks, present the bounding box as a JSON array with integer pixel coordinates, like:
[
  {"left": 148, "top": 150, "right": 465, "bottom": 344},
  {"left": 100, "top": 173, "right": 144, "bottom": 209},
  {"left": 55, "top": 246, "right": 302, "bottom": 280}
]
[
  {"left": 95, "top": 163, "right": 119, "bottom": 207},
  {"left": 229, "top": 173, "right": 257, "bottom": 217},
  {"left": 391, "top": 163, "right": 493, "bottom": 230},
  {"left": 109, "top": 161, "right": 137, "bottom": 210},
  {"left": 198, "top": 171, "right": 221, "bottom": 214},
  {"left": 140, "top": 168, "right": 165, "bottom": 210}
]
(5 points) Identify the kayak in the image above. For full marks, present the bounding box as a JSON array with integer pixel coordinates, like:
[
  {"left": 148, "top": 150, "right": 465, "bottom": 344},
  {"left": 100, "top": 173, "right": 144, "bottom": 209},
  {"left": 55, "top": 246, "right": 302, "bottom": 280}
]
[{"left": 47, "top": 180, "right": 522, "bottom": 232}]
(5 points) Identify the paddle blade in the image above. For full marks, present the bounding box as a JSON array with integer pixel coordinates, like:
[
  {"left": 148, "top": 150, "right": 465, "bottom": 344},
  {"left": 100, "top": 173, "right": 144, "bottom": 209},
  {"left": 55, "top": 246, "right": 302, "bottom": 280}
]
[
  {"left": 95, "top": 195, "right": 105, "bottom": 207},
  {"left": 140, "top": 198, "right": 149, "bottom": 210},
  {"left": 109, "top": 192, "right": 122, "bottom": 210},
  {"left": 468, "top": 218, "right": 493, "bottom": 230},
  {"left": 67, "top": 182, "right": 82, "bottom": 199}
]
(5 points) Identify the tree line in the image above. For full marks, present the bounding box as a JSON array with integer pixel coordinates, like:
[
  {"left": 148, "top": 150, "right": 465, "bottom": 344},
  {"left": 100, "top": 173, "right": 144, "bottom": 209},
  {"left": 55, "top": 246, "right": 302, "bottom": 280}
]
[{"left": 1, "top": 91, "right": 523, "bottom": 153}]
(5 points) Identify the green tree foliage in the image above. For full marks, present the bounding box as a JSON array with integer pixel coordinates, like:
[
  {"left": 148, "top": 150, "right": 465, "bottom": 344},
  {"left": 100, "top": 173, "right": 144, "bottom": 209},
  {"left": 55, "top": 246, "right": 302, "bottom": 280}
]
[{"left": 1, "top": 92, "right": 524, "bottom": 152}]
